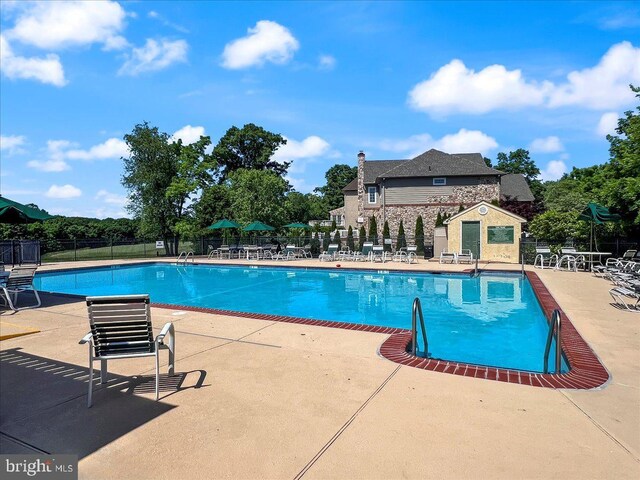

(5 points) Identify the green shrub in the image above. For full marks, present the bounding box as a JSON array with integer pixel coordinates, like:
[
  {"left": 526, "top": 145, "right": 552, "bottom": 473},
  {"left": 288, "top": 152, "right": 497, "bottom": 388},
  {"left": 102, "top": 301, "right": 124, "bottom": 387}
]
[
  {"left": 347, "top": 226, "right": 355, "bottom": 251},
  {"left": 396, "top": 220, "right": 407, "bottom": 250},
  {"left": 415, "top": 215, "right": 424, "bottom": 255}
]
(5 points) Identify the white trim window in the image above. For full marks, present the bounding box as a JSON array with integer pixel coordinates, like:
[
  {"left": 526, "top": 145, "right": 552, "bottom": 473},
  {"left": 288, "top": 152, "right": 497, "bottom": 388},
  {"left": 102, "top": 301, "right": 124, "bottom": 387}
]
[
  {"left": 433, "top": 177, "right": 447, "bottom": 186},
  {"left": 367, "top": 186, "right": 377, "bottom": 204}
]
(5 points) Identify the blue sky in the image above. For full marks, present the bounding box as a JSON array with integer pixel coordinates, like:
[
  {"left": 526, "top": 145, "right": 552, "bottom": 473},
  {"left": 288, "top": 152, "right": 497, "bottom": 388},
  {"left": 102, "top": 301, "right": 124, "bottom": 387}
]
[{"left": 1, "top": 1, "right": 639, "bottom": 218}]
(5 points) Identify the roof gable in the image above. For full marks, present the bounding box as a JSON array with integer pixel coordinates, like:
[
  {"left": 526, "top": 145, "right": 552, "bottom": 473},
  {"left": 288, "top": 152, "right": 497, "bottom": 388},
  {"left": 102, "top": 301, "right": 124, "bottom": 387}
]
[
  {"left": 500, "top": 174, "right": 535, "bottom": 202},
  {"left": 444, "top": 201, "right": 527, "bottom": 224}
]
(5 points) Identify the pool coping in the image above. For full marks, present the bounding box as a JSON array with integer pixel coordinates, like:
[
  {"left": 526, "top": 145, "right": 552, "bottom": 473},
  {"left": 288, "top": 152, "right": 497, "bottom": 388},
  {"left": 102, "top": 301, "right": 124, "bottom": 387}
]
[{"left": 35, "top": 262, "right": 610, "bottom": 389}]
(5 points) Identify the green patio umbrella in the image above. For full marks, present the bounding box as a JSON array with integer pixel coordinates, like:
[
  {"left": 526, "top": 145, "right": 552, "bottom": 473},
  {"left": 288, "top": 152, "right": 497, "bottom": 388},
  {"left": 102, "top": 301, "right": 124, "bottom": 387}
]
[
  {"left": 578, "top": 203, "right": 621, "bottom": 252},
  {"left": 0, "top": 195, "right": 54, "bottom": 223},
  {"left": 207, "top": 219, "right": 241, "bottom": 230},
  {"left": 283, "top": 222, "right": 311, "bottom": 229},
  {"left": 207, "top": 219, "right": 240, "bottom": 244},
  {"left": 243, "top": 221, "right": 275, "bottom": 232}
]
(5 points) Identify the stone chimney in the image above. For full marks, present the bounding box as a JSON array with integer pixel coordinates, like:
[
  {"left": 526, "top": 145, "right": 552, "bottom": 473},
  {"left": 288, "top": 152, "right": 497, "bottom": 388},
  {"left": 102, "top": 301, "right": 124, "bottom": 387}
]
[{"left": 357, "top": 151, "right": 366, "bottom": 222}]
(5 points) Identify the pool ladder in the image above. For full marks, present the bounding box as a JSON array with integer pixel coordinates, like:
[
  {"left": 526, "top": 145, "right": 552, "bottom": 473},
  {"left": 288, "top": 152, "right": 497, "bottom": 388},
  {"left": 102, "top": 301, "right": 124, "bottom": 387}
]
[
  {"left": 177, "top": 251, "right": 194, "bottom": 265},
  {"left": 411, "top": 297, "right": 428, "bottom": 356},
  {"left": 543, "top": 309, "right": 562, "bottom": 374}
]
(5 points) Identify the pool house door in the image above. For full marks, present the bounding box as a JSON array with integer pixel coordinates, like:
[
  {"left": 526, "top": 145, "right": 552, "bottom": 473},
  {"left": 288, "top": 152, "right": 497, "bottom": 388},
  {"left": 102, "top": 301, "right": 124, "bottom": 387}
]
[{"left": 461, "top": 221, "right": 481, "bottom": 259}]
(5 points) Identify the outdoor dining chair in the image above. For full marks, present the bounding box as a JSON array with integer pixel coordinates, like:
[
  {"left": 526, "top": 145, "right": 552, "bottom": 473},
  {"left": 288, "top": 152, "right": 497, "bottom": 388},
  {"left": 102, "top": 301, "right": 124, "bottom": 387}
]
[
  {"left": 0, "top": 265, "right": 41, "bottom": 311},
  {"left": 79, "top": 294, "right": 176, "bottom": 407}
]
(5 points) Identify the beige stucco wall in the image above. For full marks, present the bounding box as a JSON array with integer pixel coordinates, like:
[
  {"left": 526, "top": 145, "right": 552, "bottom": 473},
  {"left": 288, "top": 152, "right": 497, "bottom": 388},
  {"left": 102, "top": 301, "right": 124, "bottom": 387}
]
[
  {"left": 446, "top": 204, "right": 524, "bottom": 263},
  {"left": 344, "top": 192, "right": 358, "bottom": 230}
]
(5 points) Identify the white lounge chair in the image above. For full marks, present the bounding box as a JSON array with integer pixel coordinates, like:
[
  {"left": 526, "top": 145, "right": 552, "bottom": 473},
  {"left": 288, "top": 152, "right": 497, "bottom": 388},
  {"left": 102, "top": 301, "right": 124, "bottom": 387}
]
[
  {"left": 319, "top": 244, "right": 339, "bottom": 261},
  {"left": 457, "top": 249, "right": 473, "bottom": 264},
  {"left": 79, "top": 294, "right": 176, "bottom": 407},
  {"left": 533, "top": 246, "right": 558, "bottom": 269},
  {"left": 352, "top": 242, "right": 373, "bottom": 262},
  {"left": 370, "top": 245, "right": 389, "bottom": 263},
  {"left": 609, "top": 286, "right": 640, "bottom": 312},
  {"left": 439, "top": 250, "right": 456, "bottom": 264},
  {"left": 1, "top": 265, "right": 41, "bottom": 311}
]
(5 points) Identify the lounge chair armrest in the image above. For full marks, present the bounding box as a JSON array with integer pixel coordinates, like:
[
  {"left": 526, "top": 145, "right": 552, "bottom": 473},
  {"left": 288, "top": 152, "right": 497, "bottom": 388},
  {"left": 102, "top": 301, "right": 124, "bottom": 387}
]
[
  {"left": 79, "top": 332, "right": 93, "bottom": 345},
  {"left": 156, "top": 322, "right": 174, "bottom": 345}
]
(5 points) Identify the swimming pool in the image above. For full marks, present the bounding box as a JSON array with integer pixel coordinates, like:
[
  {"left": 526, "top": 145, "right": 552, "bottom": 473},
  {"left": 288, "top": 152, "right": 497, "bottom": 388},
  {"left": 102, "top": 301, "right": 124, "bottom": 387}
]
[{"left": 35, "top": 263, "right": 566, "bottom": 374}]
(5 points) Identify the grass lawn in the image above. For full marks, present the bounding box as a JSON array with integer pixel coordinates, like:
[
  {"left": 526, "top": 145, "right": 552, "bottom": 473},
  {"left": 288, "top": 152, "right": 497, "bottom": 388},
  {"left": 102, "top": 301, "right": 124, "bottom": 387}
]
[{"left": 42, "top": 241, "right": 194, "bottom": 262}]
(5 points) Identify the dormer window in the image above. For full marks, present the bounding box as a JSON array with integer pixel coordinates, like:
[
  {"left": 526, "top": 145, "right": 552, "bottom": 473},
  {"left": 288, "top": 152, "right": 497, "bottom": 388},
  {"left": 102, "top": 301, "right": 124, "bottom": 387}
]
[
  {"left": 433, "top": 177, "right": 446, "bottom": 186},
  {"left": 368, "top": 186, "right": 377, "bottom": 203}
]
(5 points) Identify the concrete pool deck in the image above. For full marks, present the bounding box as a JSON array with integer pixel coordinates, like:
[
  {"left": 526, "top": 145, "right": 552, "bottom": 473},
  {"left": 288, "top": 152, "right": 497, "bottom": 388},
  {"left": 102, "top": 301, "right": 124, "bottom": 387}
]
[{"left": 1, "top": 258, "right": 638, "bottom": 479}]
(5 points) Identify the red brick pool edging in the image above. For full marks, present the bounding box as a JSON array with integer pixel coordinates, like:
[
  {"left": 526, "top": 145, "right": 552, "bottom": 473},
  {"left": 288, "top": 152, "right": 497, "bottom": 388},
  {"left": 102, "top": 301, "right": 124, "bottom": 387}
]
[{"left": 377, "top": 270, "right": 610, "bottom": 389}]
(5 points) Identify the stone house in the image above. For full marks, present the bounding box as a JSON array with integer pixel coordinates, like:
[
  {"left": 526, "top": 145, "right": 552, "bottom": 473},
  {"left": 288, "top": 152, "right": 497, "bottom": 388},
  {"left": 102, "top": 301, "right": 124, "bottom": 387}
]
[{"left": 338, "top": 149, "right": 534, "bottom": 241}]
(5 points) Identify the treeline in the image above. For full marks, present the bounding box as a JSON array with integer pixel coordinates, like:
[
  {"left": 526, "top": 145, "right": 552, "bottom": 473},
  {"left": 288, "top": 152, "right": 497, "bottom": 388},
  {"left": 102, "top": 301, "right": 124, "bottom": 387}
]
[{"left": 0, "top": 217, "right": 140, "bottom": 242}]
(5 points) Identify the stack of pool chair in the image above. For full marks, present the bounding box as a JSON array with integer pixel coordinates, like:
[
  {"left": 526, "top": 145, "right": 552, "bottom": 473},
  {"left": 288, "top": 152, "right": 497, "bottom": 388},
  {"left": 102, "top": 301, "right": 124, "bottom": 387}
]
[
  {"left": 439, "top": 250, "right": 456, "bottom": 264},
  {"left": 370, "top": 245, "right": 390, "bottom": 263},
  {"left": 593, "top": 249, "right": 640, "bottom": 312}
]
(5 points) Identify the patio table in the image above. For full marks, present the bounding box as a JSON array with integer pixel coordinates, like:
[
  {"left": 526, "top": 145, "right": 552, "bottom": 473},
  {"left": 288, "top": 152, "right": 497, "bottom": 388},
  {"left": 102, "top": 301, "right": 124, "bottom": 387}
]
[{"left": 573, "top": 251, "right": 612, "bottom": 271}]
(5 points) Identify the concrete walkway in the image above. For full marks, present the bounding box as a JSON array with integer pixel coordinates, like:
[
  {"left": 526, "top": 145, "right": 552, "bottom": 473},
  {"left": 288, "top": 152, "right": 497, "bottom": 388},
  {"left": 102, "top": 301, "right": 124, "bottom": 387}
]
[{"left": 0, "top": 259, "right": 638, "bottom": 479}]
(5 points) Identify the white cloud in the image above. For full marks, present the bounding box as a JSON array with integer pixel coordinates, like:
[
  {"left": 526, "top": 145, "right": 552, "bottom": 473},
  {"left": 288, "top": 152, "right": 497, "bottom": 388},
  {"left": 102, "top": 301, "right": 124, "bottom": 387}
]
[
  {"left": 65, "top": 138, "right": 129, "bottom": 160},
  {"left": 119, "top": 38, "right": 188, "bottom": 75},
  {"left": 0, "top": 134, "right": 26, "bottom": 154},
  {"left": 596, "top": 112, "right": 619, "bottom": 137},
  {"left": 7, "top": 0, "right": 128, "bottom": 50},
  {"left": 376, "top": 129, "right": 498, "bottom": 157},
  {"left": 96, "top": 189, "right": 127, "bottom": 206},
  {"left": 408, "top": 59, "right": 551, "bottom": 115},
  {"left": 93, "top": 207, "right": 129, "bottom": 219},
  {"left": 221, "top": 20, "right": 299, "bottom": 69},
  {"left": 549, "top": 42, "right": 640, "bottom": 109},
  {"left": 273, "top": 136, "right": 331, "bottom": 174},
  {"left": 528, "top": 136, "right": 564, "bottom": 153},
  {"left": 171, "top": 125, "right": 205, "bottom": 145},
  {"left": 27, "top": 159, "right": 70, "bottom": 172},
  {"left": 539, "top": 160, "right": 568, "bottom": 181},
  {"left": 409, "top": 41, "right": 640, "bottom": 115},
  {"left": 46, "top": 184, "right": 82, "bottom": 199},
  {"left": 318, "top": 54, "right": 336, "bottom": 70},
  {"left": 432, "top": 129, "right": 498, "bottom": 155},
  {"left": 0, "top": 34, "right": 66, "bottom": 86}
]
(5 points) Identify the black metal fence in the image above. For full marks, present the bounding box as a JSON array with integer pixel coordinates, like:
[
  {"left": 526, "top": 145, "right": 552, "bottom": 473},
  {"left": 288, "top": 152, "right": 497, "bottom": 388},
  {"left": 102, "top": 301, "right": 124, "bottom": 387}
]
[
  {"left": 7, "top": 234, "right": 433, "bottom": 263},
  {"left": 0, "top": 240, "right": 42, "bottom": 265}
]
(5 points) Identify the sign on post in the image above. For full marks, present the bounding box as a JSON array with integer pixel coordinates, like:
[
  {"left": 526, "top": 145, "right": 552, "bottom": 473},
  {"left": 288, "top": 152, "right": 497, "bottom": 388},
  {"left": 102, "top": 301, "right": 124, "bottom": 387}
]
[{"left": 155, "top": 241, "right": 164, "bottom": 249}]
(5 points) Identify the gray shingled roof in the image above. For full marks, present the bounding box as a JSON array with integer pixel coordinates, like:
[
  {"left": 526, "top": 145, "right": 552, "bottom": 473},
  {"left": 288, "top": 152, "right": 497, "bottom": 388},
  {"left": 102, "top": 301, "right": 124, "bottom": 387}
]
[
  {"left": 363, "top": 160, "right": 404, "bottom": 183},
  {"left": 500, "top": 174, "right": 535, "bottom": 202},
  {"left": 342, "top": 178, "right": 358, "bottom": 192},
  {"left": 374, "top": 149, "right": 503, "bottom": 180}
]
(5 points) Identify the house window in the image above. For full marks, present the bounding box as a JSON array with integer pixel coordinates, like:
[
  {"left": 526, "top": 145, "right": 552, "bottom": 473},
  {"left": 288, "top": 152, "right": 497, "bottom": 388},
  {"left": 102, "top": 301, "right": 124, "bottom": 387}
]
[
  {"left": 433, "top": 177, "right": 447, "bottom": 186},
  {"left": 368, "top": 186, "right": 377, "bottom": 204}
]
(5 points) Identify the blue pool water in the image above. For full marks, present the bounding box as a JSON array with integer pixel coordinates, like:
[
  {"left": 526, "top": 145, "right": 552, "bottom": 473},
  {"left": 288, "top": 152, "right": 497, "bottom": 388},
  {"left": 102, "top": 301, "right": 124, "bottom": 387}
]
[{"left": 35, "top": 263, "right": 566, "bottom": 373}]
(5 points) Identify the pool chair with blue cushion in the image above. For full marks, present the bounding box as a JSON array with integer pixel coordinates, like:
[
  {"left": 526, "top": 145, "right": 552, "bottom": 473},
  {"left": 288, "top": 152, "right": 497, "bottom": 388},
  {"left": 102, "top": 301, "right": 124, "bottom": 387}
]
[
  {"left": 351, "top": 242, "right": 373, "bottom": 262},
  {"left": 79, "top": 294, "right": 176, "bottom": 407},
  {"left": 1, "top": 265, "right": 41, "bottom": 311}
]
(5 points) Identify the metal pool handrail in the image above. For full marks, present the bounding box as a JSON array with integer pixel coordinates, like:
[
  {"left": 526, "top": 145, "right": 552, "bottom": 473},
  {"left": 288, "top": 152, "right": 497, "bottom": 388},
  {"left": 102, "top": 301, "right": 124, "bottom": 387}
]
[
  {"left": 543, "top": 309, "right": 562, "bottom": 374},
  {"left": 411, "top": 297, "right": 428, "bottom": 356}
]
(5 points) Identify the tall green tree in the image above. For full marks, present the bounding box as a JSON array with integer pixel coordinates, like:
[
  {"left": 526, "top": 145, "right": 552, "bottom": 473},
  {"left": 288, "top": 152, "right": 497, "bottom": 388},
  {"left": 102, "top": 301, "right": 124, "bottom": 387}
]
[
  {"left": 368, "top": 216, "right": 378, "bottom": 244},
  {"left": 495, "top": 148, "right": 544, "bottom": 202},
  {"left": 314, "top": 164, "right": 358, "bottom": 212},
  {"left": 122, "top": 122, "right": 213, "bottom": 255},
  {"left": 333, "top": 230, "right": 342, "bottom": 250},
  {"left": 382, "top": 221, "right": 391, "bottom": 252},
  {"left": 346, "top": 226, "right": 355, "bottom": 251},
  {"left": 414, "top": 216, "right": 425, "bottom": 255},
  {"left": 396, "top": 220, "right": 406, "bottom": 250},
  {"left": 212, "top": 123, "right": 289, "bottom": 181},
  {"left": 284, "top": 192, "right": 310, "bottom": 224},
  {"left": 358, "top": 225, "right": 366, "bottom": 250},
  {"left": 227, "top": 169, "right": 288, "bottom": 227}
]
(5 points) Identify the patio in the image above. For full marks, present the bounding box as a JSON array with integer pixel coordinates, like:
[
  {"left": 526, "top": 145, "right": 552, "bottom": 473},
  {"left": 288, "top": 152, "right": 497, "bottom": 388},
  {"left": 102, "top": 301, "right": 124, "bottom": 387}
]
[{"left": 0, "top": 259, "right": 638, "bottom": 479}]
